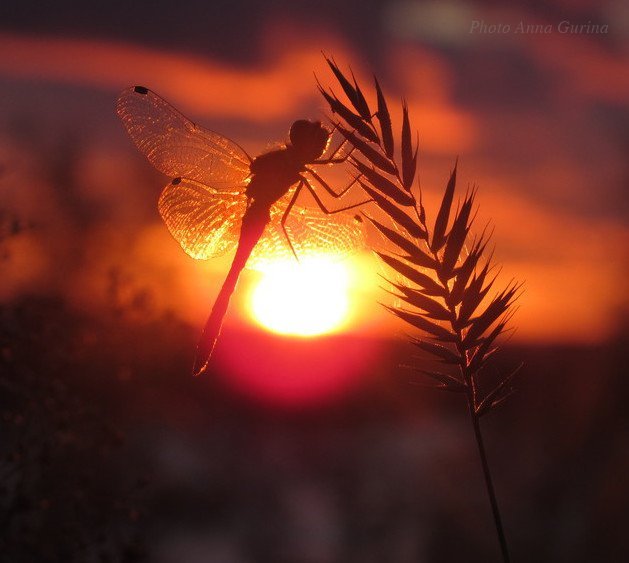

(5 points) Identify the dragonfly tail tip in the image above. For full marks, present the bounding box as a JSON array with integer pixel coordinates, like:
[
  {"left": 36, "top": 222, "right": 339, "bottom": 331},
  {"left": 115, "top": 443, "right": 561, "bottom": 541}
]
[{"left": 192, "top": 349, "right": 214, "bottom": 377}]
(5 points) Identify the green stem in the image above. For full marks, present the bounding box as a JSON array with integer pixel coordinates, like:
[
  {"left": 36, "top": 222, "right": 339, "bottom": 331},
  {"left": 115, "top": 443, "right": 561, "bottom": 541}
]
[{"left": 467, "top": 397, "right": 511, "bottom": 562}]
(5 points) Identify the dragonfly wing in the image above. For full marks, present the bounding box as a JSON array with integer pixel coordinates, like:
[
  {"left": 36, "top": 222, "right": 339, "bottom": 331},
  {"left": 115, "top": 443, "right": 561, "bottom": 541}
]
[
  {"left": 158, "top": 178, "right": 247, "bottom": 259},
  {"left": 117, "top": 86, "right": 251, "bottom": 190},
  {"left": 249, "top": 189, "right": 365, "bottom": 267}
]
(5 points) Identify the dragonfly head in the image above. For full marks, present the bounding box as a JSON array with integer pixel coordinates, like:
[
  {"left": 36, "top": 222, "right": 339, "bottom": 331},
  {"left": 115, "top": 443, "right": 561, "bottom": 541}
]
[{"left": 289, "top": 120, "right": 331, "bottom": 161}]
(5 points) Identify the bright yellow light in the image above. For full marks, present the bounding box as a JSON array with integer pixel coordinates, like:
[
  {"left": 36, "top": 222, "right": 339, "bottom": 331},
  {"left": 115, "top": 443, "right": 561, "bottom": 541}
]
[{"left": 249, "top": 256, "right": 350, "bottom": 336}]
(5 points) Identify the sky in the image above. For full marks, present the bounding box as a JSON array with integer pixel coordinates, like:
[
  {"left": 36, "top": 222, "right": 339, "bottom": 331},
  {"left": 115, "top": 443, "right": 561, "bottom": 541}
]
[{"left": 0, "top": 0, "right": 627, "bottom": 344}]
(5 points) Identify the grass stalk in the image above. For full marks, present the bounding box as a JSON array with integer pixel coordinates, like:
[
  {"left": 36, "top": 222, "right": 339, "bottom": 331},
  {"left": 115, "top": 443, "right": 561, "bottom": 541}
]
[{"left": 467, "top": 395, "right": 511, "bottom": 562}]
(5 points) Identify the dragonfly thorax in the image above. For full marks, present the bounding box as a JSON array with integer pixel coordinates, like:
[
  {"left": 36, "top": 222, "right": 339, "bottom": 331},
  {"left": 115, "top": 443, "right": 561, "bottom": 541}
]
[
  {"left": 247, "top": 149, "right": 303, "bottom": 205},
  {"left": 289, "top": 120, "right": 331, "bottom": 161}
]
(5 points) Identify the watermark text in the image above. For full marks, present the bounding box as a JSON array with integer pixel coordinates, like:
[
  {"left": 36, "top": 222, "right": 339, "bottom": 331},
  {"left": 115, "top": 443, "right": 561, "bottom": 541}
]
[{"left": 469, "top": 20, "right": 609, "bottom": 35}]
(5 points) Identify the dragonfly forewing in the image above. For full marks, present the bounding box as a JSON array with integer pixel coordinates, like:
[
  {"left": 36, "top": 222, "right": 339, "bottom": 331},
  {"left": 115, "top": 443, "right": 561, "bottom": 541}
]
[{"left": 117, "top": 87, "right": 251, "bottom": 190}]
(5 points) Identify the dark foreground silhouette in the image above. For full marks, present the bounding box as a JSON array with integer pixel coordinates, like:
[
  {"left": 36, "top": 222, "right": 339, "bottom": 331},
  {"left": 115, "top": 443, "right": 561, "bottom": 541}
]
[{"left": 1, "top": 296, "right": 627, "bottom": 562}]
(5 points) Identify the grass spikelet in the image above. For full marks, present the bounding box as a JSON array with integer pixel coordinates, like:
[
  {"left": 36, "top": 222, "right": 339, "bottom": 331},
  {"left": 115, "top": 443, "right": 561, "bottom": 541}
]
[{"left": 322, "top": 59, "right": 522, "bottom": 563}]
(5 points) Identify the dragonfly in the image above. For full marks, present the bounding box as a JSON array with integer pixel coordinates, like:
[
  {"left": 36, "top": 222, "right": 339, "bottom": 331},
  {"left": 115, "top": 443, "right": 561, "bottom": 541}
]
[{"left": 116, "top": 86, "right": 368, "bottom": 376}]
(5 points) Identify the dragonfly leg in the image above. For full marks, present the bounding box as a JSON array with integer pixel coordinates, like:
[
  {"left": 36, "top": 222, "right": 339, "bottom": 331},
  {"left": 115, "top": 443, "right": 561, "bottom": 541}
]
[
  {"left": 305, "top": 167, "right": 362, "bottom": 198},
  {"left": 312, "top": 144, "right": 355, "bottom": 165},
  {"left": 280, "top": 181, "right": 303, "bottom": 261},
  {"left": 313, "top": 124, "right": 356, "bottom": 164},
  {"left": 301, "top": 175, "right": 372, "bottom": 215}
]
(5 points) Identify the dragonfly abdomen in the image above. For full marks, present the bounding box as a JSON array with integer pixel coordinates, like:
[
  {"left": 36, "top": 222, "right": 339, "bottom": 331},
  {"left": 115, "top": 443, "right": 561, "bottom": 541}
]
[{"left": 193, "top": 201, "right": 270, "bottom": 376}]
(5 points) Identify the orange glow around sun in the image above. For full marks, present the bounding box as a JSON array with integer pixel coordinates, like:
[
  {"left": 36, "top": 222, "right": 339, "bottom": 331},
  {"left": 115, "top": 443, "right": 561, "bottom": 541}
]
[
  {"left": 249, "top": 255, "right": 351, "bottom": 337},
  {"left": 213, "top": 254, "right": 380, "bottom": 409}
]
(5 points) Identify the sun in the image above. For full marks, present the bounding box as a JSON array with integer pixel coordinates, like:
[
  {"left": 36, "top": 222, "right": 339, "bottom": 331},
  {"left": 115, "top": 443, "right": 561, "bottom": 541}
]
[{"left": 249, "top": 255, "right": 351, "bottom": 336}]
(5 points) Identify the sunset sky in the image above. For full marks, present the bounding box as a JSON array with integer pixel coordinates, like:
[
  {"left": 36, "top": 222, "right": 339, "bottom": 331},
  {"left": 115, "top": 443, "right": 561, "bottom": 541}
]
[{"left": 0, "top": 0, "right": 627, "bottom": 344}]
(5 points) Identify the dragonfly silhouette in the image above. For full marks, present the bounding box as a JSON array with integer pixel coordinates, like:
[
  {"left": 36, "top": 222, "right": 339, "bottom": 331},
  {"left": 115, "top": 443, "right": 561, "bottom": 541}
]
[{"left": 117, "top": 86, "right": 368, "bottom": 376}]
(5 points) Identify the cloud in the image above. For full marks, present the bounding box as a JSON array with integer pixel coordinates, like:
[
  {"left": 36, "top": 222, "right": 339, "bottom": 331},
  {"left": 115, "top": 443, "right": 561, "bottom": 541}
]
[
  {"left": 0, "top": 30, "right": 350, "bottom": 123},
  {"left": 523, "top": 32, "right": 629, "bottom": 107},
  {"left": 0, "top": 25, "right": 626, "bottom": 344}
]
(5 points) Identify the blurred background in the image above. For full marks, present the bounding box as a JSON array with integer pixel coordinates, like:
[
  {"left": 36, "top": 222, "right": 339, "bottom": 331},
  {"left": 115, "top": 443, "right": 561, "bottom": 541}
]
[{"left": 0, "top": 0, "right": 627, "bottom": 561}]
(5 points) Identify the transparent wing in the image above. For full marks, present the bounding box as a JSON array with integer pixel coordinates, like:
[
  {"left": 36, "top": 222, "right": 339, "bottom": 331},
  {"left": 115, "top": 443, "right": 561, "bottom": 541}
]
[
  {"left": 117, "top": 86, "right": 251, "bottom": 190},
  {"left": 249, "top": 188, "right": 365, "bottom": 268},
  {"left": 158, "top": 178, "right": 247, "bottom": 260}
]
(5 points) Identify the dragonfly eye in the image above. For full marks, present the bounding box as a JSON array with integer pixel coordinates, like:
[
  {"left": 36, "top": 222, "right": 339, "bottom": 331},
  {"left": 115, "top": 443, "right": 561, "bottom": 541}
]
[{"left": 289, "top": 120, "right": 331, "bottom": 160}]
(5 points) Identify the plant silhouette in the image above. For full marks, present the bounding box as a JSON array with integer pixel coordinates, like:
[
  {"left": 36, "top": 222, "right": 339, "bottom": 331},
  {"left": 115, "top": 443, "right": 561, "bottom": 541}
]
[
  {"left": 320, "top": 57, "right": 522, "bottom": 562},
  {"left": 117, "top": 87, "right": 368, "bottom": 375}
]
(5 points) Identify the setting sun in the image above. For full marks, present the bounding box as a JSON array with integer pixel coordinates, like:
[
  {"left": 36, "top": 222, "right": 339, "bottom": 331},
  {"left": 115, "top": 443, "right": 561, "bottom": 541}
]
[{"left": 249, "top": 256, "right": 351, "bottom": 337}]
